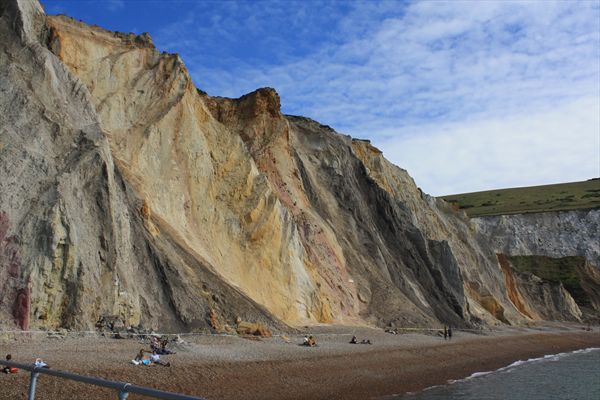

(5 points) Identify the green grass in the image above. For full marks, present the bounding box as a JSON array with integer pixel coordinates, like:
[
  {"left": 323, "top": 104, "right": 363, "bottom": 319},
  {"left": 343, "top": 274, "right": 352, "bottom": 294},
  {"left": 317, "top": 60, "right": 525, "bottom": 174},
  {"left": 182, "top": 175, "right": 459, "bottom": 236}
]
[{"left": 440, "top": 179, "right": 600, "bottom": 217}]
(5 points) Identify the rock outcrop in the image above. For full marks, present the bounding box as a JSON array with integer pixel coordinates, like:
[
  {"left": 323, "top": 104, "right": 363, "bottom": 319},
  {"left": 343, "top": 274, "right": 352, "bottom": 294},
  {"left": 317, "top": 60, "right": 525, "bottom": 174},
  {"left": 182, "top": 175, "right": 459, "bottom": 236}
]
[
  {"left": 496, "top": 254, "right": 583, "bottom": 322},
  {"left": 473, "top": 210, "right": 600, "bottom": 321},
  {"left": 473, "top": 210, "right": 600, "bottom": 269},
  {"left": 1, "top": 0, "right": 593, "bottom": 332},
  {"left": 503, "top": 254, "right": 600, "bottom": 321}
]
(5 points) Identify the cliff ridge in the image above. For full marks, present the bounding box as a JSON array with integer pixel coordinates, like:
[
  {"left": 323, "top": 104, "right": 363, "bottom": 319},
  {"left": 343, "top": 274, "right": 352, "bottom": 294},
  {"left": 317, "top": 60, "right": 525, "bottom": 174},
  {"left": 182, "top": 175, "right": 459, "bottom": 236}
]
[{"left": 0, "top": 0, "right": 592, "bottom": 331}]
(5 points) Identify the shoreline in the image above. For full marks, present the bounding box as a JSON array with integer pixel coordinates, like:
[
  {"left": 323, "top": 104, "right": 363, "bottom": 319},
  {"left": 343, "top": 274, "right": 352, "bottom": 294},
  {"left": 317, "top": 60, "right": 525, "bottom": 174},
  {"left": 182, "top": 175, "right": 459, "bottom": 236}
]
[{"left": 1, "top": 327, "right": 599, "bottom": 399}]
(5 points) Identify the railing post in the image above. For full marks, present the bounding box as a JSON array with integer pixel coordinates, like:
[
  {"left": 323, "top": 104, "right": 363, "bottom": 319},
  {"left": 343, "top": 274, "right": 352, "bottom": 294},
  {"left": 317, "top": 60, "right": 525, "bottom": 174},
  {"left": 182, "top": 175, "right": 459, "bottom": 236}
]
[
  {"left": 119, "top": 383, "right": 130, "bottom": 399},
  {"left": 28, "top": 370, "right": 39, "bottom": 400},
  {"left": 1, "top": 360, "right": 204, "bottom": 400}
]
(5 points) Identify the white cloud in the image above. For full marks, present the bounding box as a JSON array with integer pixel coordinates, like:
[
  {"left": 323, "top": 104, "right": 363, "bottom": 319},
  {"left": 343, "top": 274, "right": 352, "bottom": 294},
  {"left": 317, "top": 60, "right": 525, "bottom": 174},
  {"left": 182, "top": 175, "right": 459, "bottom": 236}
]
[
  {"left": 153, "top": 0, "right": 599, "bottom": 195},
  {"left": 375, "top": 96, "right": 600, "bottom": 195}
]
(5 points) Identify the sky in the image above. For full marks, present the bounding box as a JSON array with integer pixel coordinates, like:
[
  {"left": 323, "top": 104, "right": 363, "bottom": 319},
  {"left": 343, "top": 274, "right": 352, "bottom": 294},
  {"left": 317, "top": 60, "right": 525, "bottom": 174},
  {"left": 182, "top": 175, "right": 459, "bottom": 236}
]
[{"left": 41, "top": 0, "right": 600, "bottom": 195}]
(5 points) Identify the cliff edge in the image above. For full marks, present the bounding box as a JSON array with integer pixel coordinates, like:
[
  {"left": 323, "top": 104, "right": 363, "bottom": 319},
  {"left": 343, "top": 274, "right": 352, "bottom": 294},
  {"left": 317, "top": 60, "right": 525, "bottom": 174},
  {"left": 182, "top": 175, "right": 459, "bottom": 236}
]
[{"left": 0, "top": 0, "right": 589, "bottom": 331}]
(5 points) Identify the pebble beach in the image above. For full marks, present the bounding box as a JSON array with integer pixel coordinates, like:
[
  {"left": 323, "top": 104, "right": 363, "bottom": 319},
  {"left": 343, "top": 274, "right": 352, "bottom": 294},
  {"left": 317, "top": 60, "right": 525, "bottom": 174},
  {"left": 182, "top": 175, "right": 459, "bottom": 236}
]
[{"left": 1, "top": 324, "right": 599, "bottom": 400}]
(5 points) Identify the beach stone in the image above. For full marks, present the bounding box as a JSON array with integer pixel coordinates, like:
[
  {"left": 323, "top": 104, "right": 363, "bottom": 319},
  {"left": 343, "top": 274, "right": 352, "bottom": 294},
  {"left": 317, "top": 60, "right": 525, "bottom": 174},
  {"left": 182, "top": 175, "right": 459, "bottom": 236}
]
[
  {"left": 47, "top": 333, "right": 62, "bottom": 339},
  {"left": 236, "top": 321, "right": 272, "bottom": 337}
]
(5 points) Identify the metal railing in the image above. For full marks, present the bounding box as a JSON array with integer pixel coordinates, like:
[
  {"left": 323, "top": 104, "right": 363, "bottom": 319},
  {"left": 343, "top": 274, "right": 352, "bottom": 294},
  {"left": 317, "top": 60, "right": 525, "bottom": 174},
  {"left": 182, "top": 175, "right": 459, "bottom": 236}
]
[{"left": 0, "top": 360, "right": 206, "bottom": 400}]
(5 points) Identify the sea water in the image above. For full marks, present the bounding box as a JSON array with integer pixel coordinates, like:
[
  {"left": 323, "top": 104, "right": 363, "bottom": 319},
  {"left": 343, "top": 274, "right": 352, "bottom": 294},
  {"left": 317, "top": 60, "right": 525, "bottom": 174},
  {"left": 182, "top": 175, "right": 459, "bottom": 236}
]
[{"left": 396, "top": 347, "right": 600, "bottom": 400}]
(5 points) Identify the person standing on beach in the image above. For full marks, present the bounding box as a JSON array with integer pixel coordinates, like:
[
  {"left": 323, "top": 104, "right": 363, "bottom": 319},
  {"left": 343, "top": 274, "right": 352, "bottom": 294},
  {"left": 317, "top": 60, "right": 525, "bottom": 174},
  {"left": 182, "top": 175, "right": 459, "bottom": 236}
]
[
  {"left": 448, "top": 326, "right": 452, "bottom": 340},
  {"left": 443, "top": 326, "right": 448, "bottom": 340}
]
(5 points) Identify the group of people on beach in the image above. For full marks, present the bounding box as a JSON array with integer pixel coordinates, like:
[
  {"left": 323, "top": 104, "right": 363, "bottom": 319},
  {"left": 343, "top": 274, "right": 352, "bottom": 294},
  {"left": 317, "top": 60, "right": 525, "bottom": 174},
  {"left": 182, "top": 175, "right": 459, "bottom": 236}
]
[
  {"left": 303, "top": 326, "right": 452, "bottom": 346},
  {"left": 302, "top": 335, "right": 374, "bottom": 347},
  {"left": 131, "top": 348, "right": 171, "bottom": 367},
  {"left": 130, "top": 335, "right": 175, "bottom": 367},
  {"left": 443, "top": 326, "right": 453, "bottom": 340},
  {"left": 2, "top": 336, "right": 175, "bottom": 372},
  {"left": 349, "top": 336, "right": 372, "bottom": 345},
  {"left": 302, "top": 335, "right": 317, "bottom": 347}
]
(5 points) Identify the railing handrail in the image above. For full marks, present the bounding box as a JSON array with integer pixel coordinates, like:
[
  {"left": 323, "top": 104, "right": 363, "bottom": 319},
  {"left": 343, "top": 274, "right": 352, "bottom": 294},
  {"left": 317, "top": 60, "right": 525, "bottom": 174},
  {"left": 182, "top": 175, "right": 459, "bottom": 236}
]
[{"left": 1, "top": 360, "right": 205, "bottom": 400}]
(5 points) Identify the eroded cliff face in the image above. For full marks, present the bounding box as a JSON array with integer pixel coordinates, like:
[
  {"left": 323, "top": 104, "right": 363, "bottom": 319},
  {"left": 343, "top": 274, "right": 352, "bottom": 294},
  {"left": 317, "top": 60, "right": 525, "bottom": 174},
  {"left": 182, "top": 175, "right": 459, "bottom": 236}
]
[
  {"left": 504, "top": 254, "right": 600, "bottom": 321},
  {"left": 473, "top": 210, "right": 600, "bottom": 269},
  {"left": 2, "top": 0, "right": 585, "bottom": 331},
  {"left": 496, "top": 254, "right": 583, "bottom": 322},
  {"left": 349, "top": 140, "right": 529, "bottom": 325},
  {"left": 0, "top": 0, "right": 287, "bottom": 331},
  {"left": 44, "top": 15, "right": 341, "bottom": 326},
  {"left": 473, "top": 210, "right": 600, "bottom": 321}
]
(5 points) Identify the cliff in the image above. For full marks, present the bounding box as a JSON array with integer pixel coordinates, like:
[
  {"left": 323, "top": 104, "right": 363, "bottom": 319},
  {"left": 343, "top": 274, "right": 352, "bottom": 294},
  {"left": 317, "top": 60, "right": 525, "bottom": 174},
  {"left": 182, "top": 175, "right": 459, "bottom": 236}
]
[
  {"left": 474, "top": 210, "right": 600, "bottom": 321},
  {"left": 473, "top": 209, "right": 600, "bottom": 269},
  {"left": 0, "top": 0, "right": 285, "bottom": 332},
  {"left": 0, "top": 0, "right": 589, "bottom": 331}
]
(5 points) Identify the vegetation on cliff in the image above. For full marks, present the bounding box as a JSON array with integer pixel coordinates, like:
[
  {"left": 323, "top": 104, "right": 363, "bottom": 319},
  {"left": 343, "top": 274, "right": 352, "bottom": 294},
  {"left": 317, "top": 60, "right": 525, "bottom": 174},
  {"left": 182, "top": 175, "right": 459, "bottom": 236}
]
[{"left": 508, "top": 255, "right": 600, "bottom": 316}]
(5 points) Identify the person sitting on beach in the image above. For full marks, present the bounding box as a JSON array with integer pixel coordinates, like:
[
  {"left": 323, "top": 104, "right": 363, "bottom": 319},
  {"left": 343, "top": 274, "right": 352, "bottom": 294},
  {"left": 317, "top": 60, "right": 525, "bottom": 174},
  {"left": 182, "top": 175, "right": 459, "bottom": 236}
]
[
  {"left": 159, "top": 337, "right": 175, "bottom": 355},
  {"left": 350, "top": 336, "right": 357, "bottom": 344},
  {"left": 360, "top": 339, "right": 372, "bottom": 345},
  {"left": 302, "top": 335, "right": 317, "bottom": 347},
  {"left": 134, "top": 349, "right": 146, "bottom": 362},
  {"left": 2, "top": 354, "right": 18, "bottom": 374},
  {"left": 131, "top": 348, "right": 151, "bottom": 366},
  {"left": 150, "top": 336, "right": 160, "bottom": 352},
  {"left": 301, "top": 335, "right": 317, "bottom": 347},
  {"left": 150, "top": 351, "right": 171, "bottom": 367},
  {"left": 34, "top": 358, "right": 49, "bottom": 368}
]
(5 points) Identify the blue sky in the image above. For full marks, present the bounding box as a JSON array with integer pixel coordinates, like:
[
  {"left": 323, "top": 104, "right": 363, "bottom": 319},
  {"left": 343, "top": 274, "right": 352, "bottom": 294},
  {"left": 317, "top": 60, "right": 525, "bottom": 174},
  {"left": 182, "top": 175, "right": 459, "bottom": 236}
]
[{"left": 41, "top": 0, "right": 600, "bottom": 195}]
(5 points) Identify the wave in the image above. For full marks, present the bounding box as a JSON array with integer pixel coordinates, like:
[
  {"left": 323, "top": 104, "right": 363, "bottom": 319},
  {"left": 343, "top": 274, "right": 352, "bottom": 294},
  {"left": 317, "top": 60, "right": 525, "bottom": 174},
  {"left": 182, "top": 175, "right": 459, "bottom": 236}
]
[
  {"left": 445, "top": 347, "right": 600, "bottom": 386},
  {"left": 396, "top": 347, "right": 600, "bottom": 398}
]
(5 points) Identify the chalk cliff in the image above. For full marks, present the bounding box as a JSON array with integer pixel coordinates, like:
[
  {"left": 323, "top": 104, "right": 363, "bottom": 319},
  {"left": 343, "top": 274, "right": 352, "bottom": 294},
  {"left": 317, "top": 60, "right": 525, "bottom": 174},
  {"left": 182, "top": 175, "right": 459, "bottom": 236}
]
[
  {"left": 476, "top": 211, "right": 600, "bottom": 321},
  {"left": 473, "top": 210, "right": 600, "bottom": 269},
  {"left": 0, "top": 0, "right": 590, "bottom": 331}
]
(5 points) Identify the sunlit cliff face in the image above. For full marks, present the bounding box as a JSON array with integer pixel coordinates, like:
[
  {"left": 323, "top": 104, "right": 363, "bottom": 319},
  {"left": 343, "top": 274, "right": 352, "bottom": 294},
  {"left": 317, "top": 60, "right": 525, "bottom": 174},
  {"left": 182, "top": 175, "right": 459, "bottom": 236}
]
[
  {"left": 45, "top": 15, "right": 355, "bottom": 327},
  {"left": 0, "top": 0, "right": 593, "bottom": 331}
]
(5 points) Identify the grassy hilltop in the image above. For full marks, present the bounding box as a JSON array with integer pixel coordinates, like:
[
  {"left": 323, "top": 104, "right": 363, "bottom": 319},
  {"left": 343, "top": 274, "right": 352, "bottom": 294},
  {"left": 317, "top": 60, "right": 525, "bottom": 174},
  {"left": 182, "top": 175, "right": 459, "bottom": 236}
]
[{"left": 441, "top": 179, "right": 600, "bottom": 217}]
